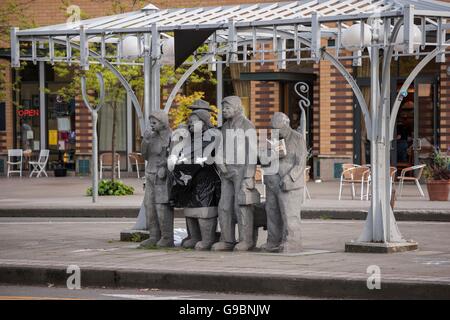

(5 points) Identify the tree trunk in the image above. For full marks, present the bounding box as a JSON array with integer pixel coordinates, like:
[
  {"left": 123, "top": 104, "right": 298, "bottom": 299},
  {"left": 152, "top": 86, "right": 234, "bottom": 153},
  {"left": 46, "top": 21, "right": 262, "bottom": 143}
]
[{"left": 111, "top": 101, "right": 117, "bottom": 182}]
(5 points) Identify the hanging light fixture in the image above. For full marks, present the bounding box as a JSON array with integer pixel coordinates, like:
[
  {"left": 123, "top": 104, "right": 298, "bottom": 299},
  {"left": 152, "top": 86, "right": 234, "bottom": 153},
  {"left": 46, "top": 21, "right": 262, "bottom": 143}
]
[
  {"left": 122, "top": 35, "right": 142, "bottom": 57},
  {"left": 121, "top": 35, "right": 174, "bottom": 63},
  {"left": 394, "top": 25, "right": 422, "bottom": 52},
  {"left": 341, "top": 23, "right": 372, "bottom": 51},
  {"left": 161, "top": 37, "right": 175, "bottom": 65}
]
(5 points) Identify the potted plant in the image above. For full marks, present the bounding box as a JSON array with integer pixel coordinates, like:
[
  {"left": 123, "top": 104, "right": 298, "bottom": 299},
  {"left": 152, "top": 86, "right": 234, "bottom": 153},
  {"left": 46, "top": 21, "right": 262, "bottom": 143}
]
[{"left": 424, "top": 148, "right": 450, "bottom": 201}]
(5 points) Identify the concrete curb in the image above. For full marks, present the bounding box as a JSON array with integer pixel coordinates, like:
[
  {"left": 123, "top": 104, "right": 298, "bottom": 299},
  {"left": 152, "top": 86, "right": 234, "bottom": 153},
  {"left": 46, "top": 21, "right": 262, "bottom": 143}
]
[
  {"left": 0, "top": 264, "right": 449, "bottom": 299},
  {"left": 1, "top": 207, "right": 450, "bottom": 221},
  {"left": 0, "top": 208, "right": 141, "bottom": 218}
]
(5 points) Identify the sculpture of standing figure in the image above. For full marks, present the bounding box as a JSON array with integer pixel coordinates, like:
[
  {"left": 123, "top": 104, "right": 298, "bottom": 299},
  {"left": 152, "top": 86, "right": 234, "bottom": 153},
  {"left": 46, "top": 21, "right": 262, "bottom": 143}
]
[
  {"left": 168, "top": 100, "right": 222, "bottom": 250},
  {"left": 262, "top": 112, "right": 307, "bottom": 253},
  {"left": 212, "top": 96, "right": 260, "bottom": 252},
  {"left": 139, "top": 111, "right": 174, "bottom": 248}
]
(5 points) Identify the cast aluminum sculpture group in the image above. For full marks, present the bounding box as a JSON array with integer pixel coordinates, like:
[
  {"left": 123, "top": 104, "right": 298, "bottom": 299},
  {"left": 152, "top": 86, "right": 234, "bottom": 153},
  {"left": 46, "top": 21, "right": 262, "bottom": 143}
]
[{"left": 140, "top": 96, "right": 307, "bottom": 253}]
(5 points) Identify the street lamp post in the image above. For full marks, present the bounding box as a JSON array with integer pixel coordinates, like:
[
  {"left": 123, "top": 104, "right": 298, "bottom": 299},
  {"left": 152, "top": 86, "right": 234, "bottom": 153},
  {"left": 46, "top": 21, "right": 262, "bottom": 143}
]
[{"left": 342, "top": 17, "right": 419, "bottom": 252}]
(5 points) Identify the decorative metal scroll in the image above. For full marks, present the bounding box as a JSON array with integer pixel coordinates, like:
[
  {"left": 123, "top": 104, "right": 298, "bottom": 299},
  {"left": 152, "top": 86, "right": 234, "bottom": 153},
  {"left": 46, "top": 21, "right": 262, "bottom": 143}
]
[{"left": 294, "top": 81, "right": 310, "bottom": 140}]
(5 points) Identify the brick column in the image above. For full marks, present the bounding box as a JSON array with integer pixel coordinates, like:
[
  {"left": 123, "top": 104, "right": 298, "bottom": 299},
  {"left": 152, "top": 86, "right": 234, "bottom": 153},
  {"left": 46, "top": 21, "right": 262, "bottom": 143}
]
[
  {"left": 319, "top": 59, "right": 332, "bottom": 155},
  {"left": 440, "top": 57, "right": 450, "bottom": 152},
  {"left": 249, "top": 41, "right": 280, "bottom": 130},
  {"left": 0, "top": 60, "right": 14, "bottom": 154},
  {"left": 312, "top": 63, "right": 320, "bottom": 156},
  {"left": 330, "top": 59, "right": 354, "bottom": 157},
  {"left": 75, "top": 98, "right": 93, "bottom": 175},
  {"left": 315, "top": 47, "right": 354, "bottom": 180}
]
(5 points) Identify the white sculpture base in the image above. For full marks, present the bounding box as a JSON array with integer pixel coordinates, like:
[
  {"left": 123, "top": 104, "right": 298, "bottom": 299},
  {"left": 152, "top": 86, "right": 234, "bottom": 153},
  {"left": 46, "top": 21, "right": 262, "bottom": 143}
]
[{"left": 345, "top": 240, "right": 418, "bottom": 253}]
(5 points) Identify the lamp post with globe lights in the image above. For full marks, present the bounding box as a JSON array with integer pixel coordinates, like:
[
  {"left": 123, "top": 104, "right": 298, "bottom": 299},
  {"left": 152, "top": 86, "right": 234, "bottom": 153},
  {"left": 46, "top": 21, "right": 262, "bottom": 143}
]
[{"left": 341, "top": 14, "right": 424, "bottom": 252}]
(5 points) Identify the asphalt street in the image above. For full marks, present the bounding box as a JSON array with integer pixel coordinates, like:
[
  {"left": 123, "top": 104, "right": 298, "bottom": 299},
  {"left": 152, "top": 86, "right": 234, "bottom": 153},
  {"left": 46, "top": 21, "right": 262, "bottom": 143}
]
[{"left": 0, "top": 285, "right": 313, "bottom": 300}]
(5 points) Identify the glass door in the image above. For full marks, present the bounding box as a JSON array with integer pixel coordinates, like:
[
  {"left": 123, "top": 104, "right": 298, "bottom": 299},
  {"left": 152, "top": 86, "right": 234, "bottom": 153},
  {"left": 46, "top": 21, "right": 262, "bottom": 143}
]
[{"left": 413, "top": 77, "right": 439, "bottom": 165}]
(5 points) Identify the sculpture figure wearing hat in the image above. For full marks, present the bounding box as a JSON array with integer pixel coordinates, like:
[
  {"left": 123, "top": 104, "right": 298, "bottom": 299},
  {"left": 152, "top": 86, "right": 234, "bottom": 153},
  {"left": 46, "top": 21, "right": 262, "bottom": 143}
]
[
  {"left": 212, "top": 96, "right": 260, "bottom": 252},
  {"left": 168, "top": 99, "right": 222, "bottom": 250},
  {"left": 262, "top": 112, "right": 307, "bottom": 253},
  {"left": 139, "top": 111, "right": 174, "bottom": 248}
]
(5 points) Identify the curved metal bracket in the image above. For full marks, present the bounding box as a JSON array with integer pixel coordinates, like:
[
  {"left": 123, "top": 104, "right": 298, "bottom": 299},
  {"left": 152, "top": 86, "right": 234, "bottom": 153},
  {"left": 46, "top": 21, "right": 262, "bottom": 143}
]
[
  {"left": 376, "top": 19, "right": 403, "bottom": 138},
  {"left": 81, "top": 72, "right": 105, "bottom": 112},
  {"left": 323, "top": 50, "right": 372, "bottom": 140},
  {"left": 389, "top": 42, "right": 449, "bottom": 141},
  {"left": 163, "top": 53, "right": 214, "bottom": 113},
  {"left": 380, "top": 19, "right": 403, "bottom": 104},
  {"left": 53, "top": 39, "right": 145, "bottom": 135}
]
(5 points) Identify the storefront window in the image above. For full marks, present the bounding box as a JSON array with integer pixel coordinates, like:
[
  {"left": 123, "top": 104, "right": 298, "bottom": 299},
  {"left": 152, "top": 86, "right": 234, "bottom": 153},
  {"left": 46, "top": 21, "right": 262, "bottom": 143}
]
[
  {"left": 46, "top": 90, "right": 76, "bottom": 170},
  {"left": 15, "top": 63, "right": 76, "bottom": 171},
  {"left": 98, "top": 97, "right": 127, "bottom": 154},
  {"left": 16, "top": 64, "right": 41, "bottom": 152}
]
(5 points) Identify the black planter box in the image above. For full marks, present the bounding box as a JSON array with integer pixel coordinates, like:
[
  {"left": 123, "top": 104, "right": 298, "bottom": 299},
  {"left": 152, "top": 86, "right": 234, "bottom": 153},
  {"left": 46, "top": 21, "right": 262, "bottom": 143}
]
[{"left": 54, "top": 168, "right": 67, "bottom": 177}]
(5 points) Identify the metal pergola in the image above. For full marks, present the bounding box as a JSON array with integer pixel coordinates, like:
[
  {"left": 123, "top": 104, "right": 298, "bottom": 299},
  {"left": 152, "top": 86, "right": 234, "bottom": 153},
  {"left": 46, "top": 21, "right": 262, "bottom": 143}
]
[{"left": 11, "top": 0, "right": 450, "bottom": 250}]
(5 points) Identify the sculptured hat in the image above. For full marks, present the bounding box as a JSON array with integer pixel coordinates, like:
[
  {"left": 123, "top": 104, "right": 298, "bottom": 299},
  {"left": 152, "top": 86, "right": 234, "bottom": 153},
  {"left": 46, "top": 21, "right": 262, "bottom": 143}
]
[
  {"left": 190, "top": 109, "right": 213, "bottom": 128},
  {"left": 149, "top": 110, "right": 169, "bottom": 128},
  {"left": 189, "top": 99, "right": 212, "bottom": 111}
]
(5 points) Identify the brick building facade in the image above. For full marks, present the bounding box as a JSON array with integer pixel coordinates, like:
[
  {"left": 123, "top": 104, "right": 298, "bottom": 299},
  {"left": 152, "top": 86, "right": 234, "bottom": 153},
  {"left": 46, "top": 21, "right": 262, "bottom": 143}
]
[{"left": 0, "top": 0, "right": 449, "bottom": 180}]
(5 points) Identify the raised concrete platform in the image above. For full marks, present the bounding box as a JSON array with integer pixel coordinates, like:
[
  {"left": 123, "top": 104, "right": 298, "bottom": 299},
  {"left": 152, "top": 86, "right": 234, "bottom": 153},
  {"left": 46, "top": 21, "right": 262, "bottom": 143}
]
[{"left": 345, "top": 241, "right": 419, "bottom": 253}]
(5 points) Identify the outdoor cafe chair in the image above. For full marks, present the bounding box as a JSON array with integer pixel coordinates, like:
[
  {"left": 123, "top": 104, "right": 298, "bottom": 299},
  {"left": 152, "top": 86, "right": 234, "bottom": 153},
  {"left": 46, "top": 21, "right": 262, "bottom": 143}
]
[
  {"left": 364, "top": 167, "right": 397, "bottom": 201},
  {"left": 397, "top": 164, "right": 426, "bottom": 197},
  {"left": 29, "top": 149, "right": 50, "bottom": 178},
  {"left": 7, "top": 149, "right": 23, "bottom": 177},
  {"left": 338, "top": 164, "right": 370, "bottom": 200},
  {"left": 100, "top": 152, "right": 121, "bottom": 179},
  {"left": 128, "top": 152, "right": 145, "bottom": 179}
]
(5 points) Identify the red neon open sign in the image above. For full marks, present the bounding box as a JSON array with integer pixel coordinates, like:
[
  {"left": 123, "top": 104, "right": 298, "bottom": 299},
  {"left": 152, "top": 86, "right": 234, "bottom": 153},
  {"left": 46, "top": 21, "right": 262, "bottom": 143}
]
[{"left": 17, "top": 109, "right": 40, "bottom": 117}]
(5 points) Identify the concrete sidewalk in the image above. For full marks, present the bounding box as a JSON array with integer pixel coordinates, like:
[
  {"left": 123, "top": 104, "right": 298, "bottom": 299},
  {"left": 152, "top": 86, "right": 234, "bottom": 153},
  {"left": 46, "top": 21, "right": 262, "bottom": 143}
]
[
  {"left": 0, "top": 176, "right": 449, "bottom": 221},
  {"left": 0, "top": 217, "right": 449, "bottom": 299}
]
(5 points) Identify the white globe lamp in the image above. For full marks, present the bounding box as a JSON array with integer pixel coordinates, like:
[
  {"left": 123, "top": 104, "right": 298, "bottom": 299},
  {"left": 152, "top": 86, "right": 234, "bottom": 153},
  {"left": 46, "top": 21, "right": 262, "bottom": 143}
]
[
  {"left": 394, "top": 25, "right": 422, "bottom": 52},
  {"left": 161, "top": 37, "right": 175, "bottom": 65},
  {"left": 341, "top": 23, "right": 372, "bottom": 51},
  {"left": 122, "top": 36, "right": 142, "bottom": 57}
]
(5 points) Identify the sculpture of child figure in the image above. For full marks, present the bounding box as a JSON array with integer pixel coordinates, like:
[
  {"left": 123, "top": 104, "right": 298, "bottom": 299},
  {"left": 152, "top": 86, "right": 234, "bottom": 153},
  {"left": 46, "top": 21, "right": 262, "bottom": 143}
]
[
  {"left": 168, "top": 99, "right": 222, "bottom": 250},
  {"left": 139, "top": 111, "right": 174, "bottom": 248}
]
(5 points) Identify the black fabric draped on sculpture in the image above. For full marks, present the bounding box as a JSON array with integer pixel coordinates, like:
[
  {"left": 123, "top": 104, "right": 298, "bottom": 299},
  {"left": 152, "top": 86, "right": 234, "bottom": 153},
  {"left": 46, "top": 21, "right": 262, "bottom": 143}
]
[{"left": 169, "top": 139, "right": 221, "bottom": 209}]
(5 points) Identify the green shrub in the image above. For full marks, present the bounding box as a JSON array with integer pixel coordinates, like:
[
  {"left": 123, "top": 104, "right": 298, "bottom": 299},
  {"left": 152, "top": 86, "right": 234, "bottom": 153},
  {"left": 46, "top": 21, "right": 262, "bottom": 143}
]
[
  {"left": 86, "top": 179, "right": 134, "bottom": 196},
  {"left": 424, "top": 148, "right": 450, "bottom": 181}
]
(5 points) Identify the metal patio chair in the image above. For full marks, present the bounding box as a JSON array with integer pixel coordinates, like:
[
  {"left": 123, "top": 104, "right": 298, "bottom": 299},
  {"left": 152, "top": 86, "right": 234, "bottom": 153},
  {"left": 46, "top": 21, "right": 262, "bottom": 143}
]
[
  {"left": 100, "top": 152, "right": 121, "bottom": 179},
  {"left": 397, "top": 164, "right": 426, "bottom": 197},
  {"left": 338, "top": 164, "right": 370, "bottom": 200},
  {"left": 29, "top": 149, "right": 50, "bottom": 178},
  {"left": 7, "top": 149, "right": 23, "bottom": 177},
  {"left": 365, "top": 167, "right": 397, "bottom": 201},
  {"left": 128, "top": 152, "right": 145, "bottom": 179}
]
